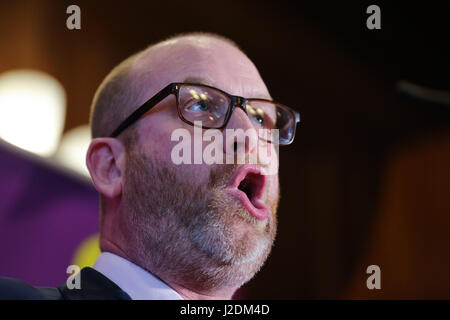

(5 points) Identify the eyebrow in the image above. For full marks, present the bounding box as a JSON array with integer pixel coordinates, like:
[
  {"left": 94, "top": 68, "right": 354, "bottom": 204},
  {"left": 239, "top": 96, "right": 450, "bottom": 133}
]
[
  {"left": 183, "top": 76, "right": 215, "bottom": 86},
  {"left": 182, "top": 76, "right": 272, "bottom": 100}
]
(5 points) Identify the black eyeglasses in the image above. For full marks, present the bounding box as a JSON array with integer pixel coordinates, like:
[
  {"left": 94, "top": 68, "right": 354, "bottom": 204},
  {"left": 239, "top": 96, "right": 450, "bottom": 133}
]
[{"left": 110, "top": 82, "right": 300, "bottom": 145}]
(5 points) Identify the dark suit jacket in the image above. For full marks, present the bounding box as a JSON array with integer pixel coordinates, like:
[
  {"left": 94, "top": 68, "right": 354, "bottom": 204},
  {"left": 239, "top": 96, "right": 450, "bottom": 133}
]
[{"left": 0, "top": 267, "right": 131, "bottom": 300}]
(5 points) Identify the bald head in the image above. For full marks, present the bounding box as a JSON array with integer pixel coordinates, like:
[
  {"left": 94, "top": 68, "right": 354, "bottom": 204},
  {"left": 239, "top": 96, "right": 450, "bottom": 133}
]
[
  {"left": 86, "top": 32, "right": 280, "bottom": 298},
  {"left": 89, "top": 32, "right": 256, "bottom": 139}
]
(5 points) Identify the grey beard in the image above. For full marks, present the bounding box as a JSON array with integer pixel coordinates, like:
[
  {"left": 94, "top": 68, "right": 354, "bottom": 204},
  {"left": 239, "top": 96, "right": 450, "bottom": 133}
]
[{"left": 121, "top": 149, "right": 278, "bottom": 292}]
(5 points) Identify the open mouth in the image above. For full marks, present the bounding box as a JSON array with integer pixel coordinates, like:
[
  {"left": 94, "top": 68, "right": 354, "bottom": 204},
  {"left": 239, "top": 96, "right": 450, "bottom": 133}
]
[
  {"left": 238, "top": 172, "right": 264, "bottom": 205},
  {"left": 227, "top": 165, "right": 269, "bottom": 220}
]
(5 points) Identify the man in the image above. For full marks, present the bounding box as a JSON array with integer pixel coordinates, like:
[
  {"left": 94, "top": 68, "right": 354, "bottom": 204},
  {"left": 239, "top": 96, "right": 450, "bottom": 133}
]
[{"left": 0, "top": 32, "right": 300, "bottom": 299}]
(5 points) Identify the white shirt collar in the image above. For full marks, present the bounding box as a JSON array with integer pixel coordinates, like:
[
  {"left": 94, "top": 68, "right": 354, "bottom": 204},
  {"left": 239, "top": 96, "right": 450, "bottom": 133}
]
[{"left": 93, "top": 252, "right": 183, "bottom": 300}]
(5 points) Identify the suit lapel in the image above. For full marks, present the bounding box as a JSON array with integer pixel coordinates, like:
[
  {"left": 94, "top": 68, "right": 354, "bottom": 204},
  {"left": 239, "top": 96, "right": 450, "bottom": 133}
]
[{"left": 58, "top": 267, "right": 131, "bottom": 300}]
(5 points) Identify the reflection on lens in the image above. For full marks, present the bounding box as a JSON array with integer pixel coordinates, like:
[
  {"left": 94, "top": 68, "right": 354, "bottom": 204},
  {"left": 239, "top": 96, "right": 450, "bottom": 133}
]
[{"left": 179, "top": 85, "right": 230, "bottom": 128}]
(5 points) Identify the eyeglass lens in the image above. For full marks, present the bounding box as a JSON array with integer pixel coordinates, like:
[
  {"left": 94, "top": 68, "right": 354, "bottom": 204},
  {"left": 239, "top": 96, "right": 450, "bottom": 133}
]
[{"left": 178, "top": 85, "right": 295, "bottom": 144}]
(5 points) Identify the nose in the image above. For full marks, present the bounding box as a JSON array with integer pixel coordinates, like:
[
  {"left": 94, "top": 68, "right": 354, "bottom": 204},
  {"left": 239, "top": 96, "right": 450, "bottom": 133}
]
[{"left": 222, "top": 106, "right": 258, "bottom": 157}]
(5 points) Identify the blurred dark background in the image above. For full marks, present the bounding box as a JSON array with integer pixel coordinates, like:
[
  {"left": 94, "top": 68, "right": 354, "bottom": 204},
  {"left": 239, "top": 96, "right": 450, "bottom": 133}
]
[{"left": 0, "top": 0, "right": 449, "bottom": 299}]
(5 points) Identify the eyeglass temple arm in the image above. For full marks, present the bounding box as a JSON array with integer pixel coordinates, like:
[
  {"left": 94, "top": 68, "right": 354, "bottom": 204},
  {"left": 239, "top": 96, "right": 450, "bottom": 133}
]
[
  {"left": 110, "top": 84, "right": 175, "bottom": 137},
  {"left": 294, "top": 111, "right": 301, "bottom": 123}
]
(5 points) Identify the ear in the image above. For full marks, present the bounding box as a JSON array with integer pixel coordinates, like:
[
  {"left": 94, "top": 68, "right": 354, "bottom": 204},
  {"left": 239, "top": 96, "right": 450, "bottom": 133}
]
[{"left": 86, "top": 138, "right": 126, "bottom": 198}]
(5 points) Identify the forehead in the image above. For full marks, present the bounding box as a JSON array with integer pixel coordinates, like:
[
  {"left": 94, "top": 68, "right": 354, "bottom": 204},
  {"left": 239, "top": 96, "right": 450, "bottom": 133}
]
[{"left": 141, "top": 38, "right": 271, "bottom": 100}]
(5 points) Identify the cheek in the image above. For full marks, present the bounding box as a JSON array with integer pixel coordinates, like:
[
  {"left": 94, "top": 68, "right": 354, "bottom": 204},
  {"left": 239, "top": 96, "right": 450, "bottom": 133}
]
[
  {"left": 266, "top": 174, "right": 280, "bottom": 201},
  {"left": 138, "top": 112, "right": 182, "bottom": 162},
  {"left": 138, "top": 118, "right": 213, "bottom": 183}
]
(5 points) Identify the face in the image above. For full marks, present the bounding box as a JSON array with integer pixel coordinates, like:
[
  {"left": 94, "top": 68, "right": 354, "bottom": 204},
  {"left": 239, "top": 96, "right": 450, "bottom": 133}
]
[{"left": 120, "top": 37, "right": 280, "bottom": 291}]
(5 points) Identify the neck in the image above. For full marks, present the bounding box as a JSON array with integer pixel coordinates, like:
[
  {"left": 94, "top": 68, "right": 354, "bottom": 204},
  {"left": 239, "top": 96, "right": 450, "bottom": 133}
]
[
  {"left": 100, "top": 238, "right": 238, "bottom": 300},
  {"left": 166, "top": 281, "right": 237, "bottom": 300}
]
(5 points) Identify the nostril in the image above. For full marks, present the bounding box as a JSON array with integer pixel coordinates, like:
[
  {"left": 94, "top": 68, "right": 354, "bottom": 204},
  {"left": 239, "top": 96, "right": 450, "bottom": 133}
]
[{"left": 233, "top": 141, "right": 238, "bottom": 152}]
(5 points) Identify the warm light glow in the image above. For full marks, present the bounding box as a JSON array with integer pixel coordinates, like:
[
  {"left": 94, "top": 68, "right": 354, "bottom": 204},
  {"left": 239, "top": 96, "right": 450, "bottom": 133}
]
[
  {"left": 55, "top": 125, "right": 91, "bottom": 177},
  {"left": 0, "top": 70, "right": 66, "bottom": 156},
  {"left": 189, "top": 89, "right": 200, "bottom": 100}
]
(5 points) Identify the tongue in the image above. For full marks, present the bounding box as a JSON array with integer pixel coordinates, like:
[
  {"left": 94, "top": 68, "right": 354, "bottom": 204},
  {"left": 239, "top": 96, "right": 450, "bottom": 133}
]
[
  {"left": 239, "top": 182, "right": 264, "bottom": 210},
  {"left": 251, "top": 198, "right": 265, "bottom": 209}
]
